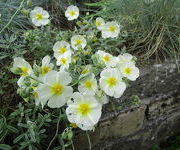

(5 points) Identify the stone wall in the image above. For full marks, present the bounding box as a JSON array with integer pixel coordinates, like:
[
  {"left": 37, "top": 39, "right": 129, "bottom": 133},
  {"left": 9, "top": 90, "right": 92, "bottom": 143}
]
[{"left": 74, "top": 61, "right": 180, "bottom": 150}]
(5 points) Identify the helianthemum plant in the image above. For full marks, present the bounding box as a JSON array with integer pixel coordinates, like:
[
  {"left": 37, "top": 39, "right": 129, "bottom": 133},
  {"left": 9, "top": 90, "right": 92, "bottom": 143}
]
[{"left": 11, "top": 5, "right": 140, "bottom": 133}]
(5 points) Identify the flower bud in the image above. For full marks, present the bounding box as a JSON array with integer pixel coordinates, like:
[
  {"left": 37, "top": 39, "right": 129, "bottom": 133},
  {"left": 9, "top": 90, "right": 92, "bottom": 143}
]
[
  {"left": 76, "top": 21, "right": 82, "bottom": 26},
  {"left": 67, "top": 130, "right": 73, "bottom": 140},
  {"left": 27, "top": 0, "right": 32, "bottom": 7},
  {"left": 62, "top": 128, "right": 73, "bottom": 140},
  {"left": 21, "top": 9, "right": 30, "bottom": 16},
  {"left": 26, "top": 87, "right": 34, "bottom": 93}
]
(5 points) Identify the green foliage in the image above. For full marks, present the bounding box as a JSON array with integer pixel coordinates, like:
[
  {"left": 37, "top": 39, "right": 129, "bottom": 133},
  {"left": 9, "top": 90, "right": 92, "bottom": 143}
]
[
  {"left": 0, "top": 102, "right": 74, "bottom": 149},
  {"left": 87, "top": 0, "right": 180, "bottom": 60},
  {"left": 131, "top": 95, "right": 141, "bottom": 106}
]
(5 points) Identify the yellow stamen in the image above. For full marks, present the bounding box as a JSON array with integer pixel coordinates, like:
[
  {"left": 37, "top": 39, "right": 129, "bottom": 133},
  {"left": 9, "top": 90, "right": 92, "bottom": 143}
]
[
  {"left": 107, "top": 77, "right": 118, "bottom": 87},
  {"left": 84, "top": 80, "right": 93, "bottom": 89},
  {"left": 59, "top": 47, "right": 67, "bottom": 54},
  {"left": 33, "top": 92, "right": 39, "bottom": 99},
  {"left": 78, "top": 103, "right": 91, "bottom": 116},
  {"left": 109, "top": 25, "right": 117, "bottom": 32},
  {"left": 69, "top": 10, "right": 76, "bottom": 16},
  {"left": 75, "top": 40, "right": 82, "bottom": 45},
  {"left": 124, "top": 67, "right": 133, "bottom": 75},
  {"left": 42, "top": 66, "right": 51, "bottom": 75},
  {"left": 103, "top": 55, "right": 111, "bottom": 62},
  {"left": 60, "top": 58, "right": 68, "bottom": 65},
  {"left": 51, "top": 83, "right": 64, "bottom": 95},
  {"left": 96, "top": 21, "right": 102, "bottom": 27},
  {"left": 36, "top": 13, "right": 44, "bottom": 20},
  {"left": 21, "top": 67, "right": 29, "bottom": 76}
]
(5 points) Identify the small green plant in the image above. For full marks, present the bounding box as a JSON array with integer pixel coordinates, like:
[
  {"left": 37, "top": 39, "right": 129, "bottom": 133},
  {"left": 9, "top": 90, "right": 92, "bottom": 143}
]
[
  {"left": 0, "top": 102, "right": 75, "bottom": 149},
  {"left": 131, "top": 95, "right": 141, "bottom": 106},
  {"left": 0, "top": 3, "right": 142, "bottom": 149}
]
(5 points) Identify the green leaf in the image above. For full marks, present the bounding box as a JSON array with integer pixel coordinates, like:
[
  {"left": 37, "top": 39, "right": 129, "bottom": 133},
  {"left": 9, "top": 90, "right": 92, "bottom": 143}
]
[
  {"left": 0, "top": 144, "right": 12, "bottom": 150},
  {"left": 52, "top": 146, "right": 62, "bottom": 150},
  {"left": 17, "top": 123, "right": 29, "bottom": 128},
  {"left": 7, "top": 125, "right": 18, "bottom": 133},
  {"left": 13, "top": 134, "right": 24, "bottom": 144}
]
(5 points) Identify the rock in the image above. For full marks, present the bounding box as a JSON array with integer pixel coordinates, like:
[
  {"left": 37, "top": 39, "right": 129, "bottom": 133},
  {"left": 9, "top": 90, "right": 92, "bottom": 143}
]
[{"left": 74, "top": 61, "right": 180, "bottom": 150}]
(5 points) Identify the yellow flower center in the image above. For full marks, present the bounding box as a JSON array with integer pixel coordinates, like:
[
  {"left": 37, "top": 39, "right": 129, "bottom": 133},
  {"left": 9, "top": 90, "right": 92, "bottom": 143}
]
[
  {"left": 51, "top": 83, "right": 64, "bottom": 95},
  {"left": 124, "top": 67, "right": 133, "bottom": 75},
  {"left": 59, "top": 47, "right": 67, "bottom": 54},
  {"left": 21, "top": 67, "right": 29, "bottom": 76},
  {"left": 75, "top": 39, "right": 82, "bottom": 45},
  {"left": 33, "top": 92, "right": 39, "bottom": 99},
  {"left": 60, "top": 58, "right": 68, "bottom": 65},
  {"left": 103, "top": 55, "right": 111, "bottom": 62},
  {"left": 78, "top": 103, "right": 91, "bottom": 116},
  {"left": 69, "top": 10, "right": 76, "bottom": 16},
  {"left": 42, "top": 66, "right": 51, "bottom": 75},
  {"left": 36, "top": 13, "right": 44, "bottom": 20},
  {"left": 109, "top": 25, "right": 117, "bottom": 32},
  {"left": 96, "top": 21, "right": 102, "bottom": 27},
  {"left": 84, "top": 80, "right": 93, "bottom": 89},
  {"left": 107, "top": 77, "right": 118, "bottom": 87}
]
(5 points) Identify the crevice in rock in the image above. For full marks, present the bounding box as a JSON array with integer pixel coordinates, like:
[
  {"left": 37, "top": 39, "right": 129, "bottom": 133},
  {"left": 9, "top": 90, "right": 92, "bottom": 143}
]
[{"left": 145, "top": 105, "right": 149, "bottom": 120}]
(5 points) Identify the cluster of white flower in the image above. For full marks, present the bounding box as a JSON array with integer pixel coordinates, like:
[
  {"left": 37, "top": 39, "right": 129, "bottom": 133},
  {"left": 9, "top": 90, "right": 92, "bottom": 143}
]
[
  {"left": 95, "top": 17, "right": 120, "bottom": 38},
  {"left": 96, "top": 52, "right": 139, "bottom": 98},
  {"left": 12, "top": 5, "right": 139, "bottom": 131}
]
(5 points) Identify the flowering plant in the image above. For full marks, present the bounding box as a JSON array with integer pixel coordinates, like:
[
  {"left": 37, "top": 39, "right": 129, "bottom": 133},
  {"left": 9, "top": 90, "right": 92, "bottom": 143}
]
[{"left": 11, "top": 5, "right": 139, "bottom": 131}]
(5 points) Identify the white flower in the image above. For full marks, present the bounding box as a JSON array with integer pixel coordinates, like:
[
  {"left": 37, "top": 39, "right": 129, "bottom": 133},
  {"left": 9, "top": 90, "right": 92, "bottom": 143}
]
[
  {"left": 71, "top": 35, "right": 87, "bottom": 50},
  {"left": 65, "top": 5, "right": 79, "bottom": 21},
  {"left": 66, "top": 92, "right": 102, "bottom": 130},
  {"left": 78, "top": 73, "right": 98, "bottom": 96},
  {"left": 101, "top": 21, "right": 120, "bottom": 38},
  {"left": 53, "top": 41, "right": 72, "bottom": 58},
  {"left": 30, "top": 7, "right": 50, "bottom": 26},
  {"left": 95, "top": 17, "right": 105, "bottom": 30},
  {"left": 12, "top": 57, "right": 33, "bottom": 87},
  {"left": 56, "top": 53, "right": 71, "bottom": 70},
  {"left": 37, "top": 70, "right": 73, "bottom": 108},
  {"left": 120, "top": 62, "right": 139, "bottom": 81},
  {"left": 117, "top": 53, "right": 134, "bottom": 67},
  {"left": 95, "top": 90, "right": 109, "bottom": 105},
  {"left": 41, "top": 55, "right": 54, "bottom": 75},
  {"left": 33, "top": 89, "right": 41, "bottom": 106},
  {"left": 99, "top": 68, "right": 126, "bottom": 98},
  {"left": 96, "top": 50, "right": 117, "bottom": 67},
  {"left": 38, "top": 55, "right": 54, "bottom": 81}
]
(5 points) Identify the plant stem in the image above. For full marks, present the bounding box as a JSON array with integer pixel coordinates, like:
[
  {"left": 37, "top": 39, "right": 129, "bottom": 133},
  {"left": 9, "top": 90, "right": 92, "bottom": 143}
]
[
  {"left": 71, "top": 140, "right": 75, "bottom": 150},
  {"left": 0, "top": 0, "right": 25, "bottom": 34},
  {"left": 46, "top": 110, "right": 61, "bottom": 150},
  {"left": 86, "top": 131, "right": 92, "bottom": 150},
  {"left": 29, "top": 76, "right": 44, "bottom": 84}
]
